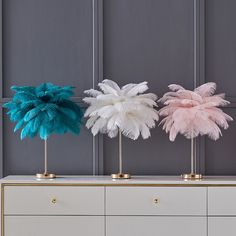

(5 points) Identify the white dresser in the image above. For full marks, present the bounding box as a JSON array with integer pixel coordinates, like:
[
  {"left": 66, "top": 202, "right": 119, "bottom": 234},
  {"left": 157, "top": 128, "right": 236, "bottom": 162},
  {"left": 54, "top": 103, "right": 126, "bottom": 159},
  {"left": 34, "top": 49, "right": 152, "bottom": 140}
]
[{"left": 1, "top": 176, "right": 236, "bottom": 236}]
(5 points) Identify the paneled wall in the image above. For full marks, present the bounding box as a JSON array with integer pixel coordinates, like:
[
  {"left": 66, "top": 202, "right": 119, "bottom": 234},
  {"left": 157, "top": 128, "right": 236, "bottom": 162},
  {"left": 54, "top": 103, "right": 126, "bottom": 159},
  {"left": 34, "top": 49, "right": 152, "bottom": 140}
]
[
  {"left": 0, "top": 0, "right": 235, "bottom": 177},
  {"left": 0, "top": 0, "right": 102, "bottom": 177},
  {"left": 205, "top": 0, "right": 236, "bottom": 175}
]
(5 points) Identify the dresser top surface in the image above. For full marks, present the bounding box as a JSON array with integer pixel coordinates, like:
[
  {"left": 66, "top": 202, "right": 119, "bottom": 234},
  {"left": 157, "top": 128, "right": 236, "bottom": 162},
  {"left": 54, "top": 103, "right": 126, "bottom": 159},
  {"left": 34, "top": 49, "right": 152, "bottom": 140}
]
[{"left": 1, "top": 175, "right": 236, "bottom": 185}]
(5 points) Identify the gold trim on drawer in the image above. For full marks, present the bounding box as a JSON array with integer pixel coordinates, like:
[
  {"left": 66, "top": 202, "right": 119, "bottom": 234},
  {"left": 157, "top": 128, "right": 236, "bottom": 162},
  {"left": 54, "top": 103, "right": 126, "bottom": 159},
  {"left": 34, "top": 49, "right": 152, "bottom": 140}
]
[{"left": 4, "top": 183, "right": 236, "bottom": 187}]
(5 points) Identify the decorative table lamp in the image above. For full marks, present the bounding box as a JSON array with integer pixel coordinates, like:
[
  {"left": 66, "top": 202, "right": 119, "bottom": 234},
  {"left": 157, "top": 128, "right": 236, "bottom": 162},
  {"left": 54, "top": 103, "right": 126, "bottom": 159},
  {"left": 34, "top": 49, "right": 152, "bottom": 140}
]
[
  {"left": 4, "top": 83, "right": 83, "bottom": 179},
  {"left": 159, "top": 82, "right": 232, "bottom": 180},
  {"left": 83, "top": 79, "right": 159, "bottom": 179}
]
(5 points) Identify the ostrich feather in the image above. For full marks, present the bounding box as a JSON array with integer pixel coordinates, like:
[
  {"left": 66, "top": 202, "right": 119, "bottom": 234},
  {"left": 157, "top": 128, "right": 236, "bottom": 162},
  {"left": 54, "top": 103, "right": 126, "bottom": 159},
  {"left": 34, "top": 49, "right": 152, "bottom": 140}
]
[
  {"left": 168, "top": 84, "right": 185, "bottom": 91},
  {"left": 4, "top": 83, "right": 83, "bottom": 140},
  {"left": 159, "top": 82, "right": 233, "bottom": 141},
  {"left": 126, "top": 81, "right": 149, "bottom": 96},
  {"left": 194, "top": 82, "right": 216, "bottom": 97},
  {"left": 83, "top": 79, "right": 159, "bottom": 140}
]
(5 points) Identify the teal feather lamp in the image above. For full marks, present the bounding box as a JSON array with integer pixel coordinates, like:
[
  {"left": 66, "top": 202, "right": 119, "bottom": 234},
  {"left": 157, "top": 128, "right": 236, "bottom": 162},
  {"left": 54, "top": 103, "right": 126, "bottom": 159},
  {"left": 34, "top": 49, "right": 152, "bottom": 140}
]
[{"left": 3, "top": 83, "right": 83, "bottom": 179}]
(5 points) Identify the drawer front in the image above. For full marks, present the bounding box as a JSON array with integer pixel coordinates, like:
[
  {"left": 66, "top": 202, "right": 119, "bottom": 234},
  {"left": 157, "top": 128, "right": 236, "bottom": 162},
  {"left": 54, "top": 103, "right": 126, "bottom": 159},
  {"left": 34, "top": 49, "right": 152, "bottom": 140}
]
[
  {"left": 208, "top": 187, "right": 236, "bottom": 215},
  {"left": 4, "top": 186, "right": 104, "bottom": 215},
  {"left": 208, "top": 217, "right": 236, "bottom": 236},
  {"left": 107, "top": 216, "right": 207, "bottom": 236},
  {"left": 106, "top": 187, "right": 206, "bottom": 215},
  {"left": 5, "top": 216, "right": 104, "bottom": 236}
]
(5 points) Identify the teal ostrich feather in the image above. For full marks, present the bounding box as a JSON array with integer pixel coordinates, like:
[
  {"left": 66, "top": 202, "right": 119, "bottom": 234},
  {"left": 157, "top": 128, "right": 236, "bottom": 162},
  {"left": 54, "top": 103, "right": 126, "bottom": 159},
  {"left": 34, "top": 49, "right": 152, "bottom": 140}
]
[{"left": 3, "top": 83, "right": 83, "bottom": 140}]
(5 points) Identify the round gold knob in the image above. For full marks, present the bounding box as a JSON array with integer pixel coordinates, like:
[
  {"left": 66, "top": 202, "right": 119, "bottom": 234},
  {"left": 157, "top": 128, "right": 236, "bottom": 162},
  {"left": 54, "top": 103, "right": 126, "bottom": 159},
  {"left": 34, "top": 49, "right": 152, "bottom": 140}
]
[
  {"left": 153, "top": 198, "right": 159, "bottom": 204},
  {"left": 51, "top": 198, "right": 57, "bottom": 204}
]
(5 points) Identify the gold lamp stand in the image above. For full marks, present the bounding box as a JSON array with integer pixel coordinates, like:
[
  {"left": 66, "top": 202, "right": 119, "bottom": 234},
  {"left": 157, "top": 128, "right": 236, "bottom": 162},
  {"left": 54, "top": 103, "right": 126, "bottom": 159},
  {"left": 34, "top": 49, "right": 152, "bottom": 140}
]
[
  {"left": 36, "top": 139, "right": 56, "bottom": 179},
  {"left": 111, "top": 130, "right": 131, "bottom": 179},
  {"left": 182, "top": 137, "right": 202, "bottom": 180}
]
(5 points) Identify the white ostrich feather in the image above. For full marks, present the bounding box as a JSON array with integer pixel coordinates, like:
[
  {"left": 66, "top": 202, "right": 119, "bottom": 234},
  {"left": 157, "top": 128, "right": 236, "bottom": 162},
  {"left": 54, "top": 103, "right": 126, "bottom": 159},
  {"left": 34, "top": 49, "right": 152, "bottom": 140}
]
[
  {"left": 159, "top": 82, "right": 233, "bottom": 141},
  {"left": 83, "top": 80, "right": 159, "bottom": 140},
  {"left": 84, "top": 89, "right": 102, "bottom": 97}
]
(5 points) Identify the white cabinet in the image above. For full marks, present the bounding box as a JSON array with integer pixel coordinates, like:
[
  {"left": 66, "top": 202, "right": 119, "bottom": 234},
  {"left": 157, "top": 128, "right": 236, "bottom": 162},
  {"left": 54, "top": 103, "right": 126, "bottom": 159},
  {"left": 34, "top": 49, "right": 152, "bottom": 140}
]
[
  {"left": 2, "top": 176, "right": 236, "bottom": 236},
  {"left": 5, "top": 216, "right": 104, "bottom": 236},
  {"left": 107, "top": 216, "right": 207, "bottom": 236}
]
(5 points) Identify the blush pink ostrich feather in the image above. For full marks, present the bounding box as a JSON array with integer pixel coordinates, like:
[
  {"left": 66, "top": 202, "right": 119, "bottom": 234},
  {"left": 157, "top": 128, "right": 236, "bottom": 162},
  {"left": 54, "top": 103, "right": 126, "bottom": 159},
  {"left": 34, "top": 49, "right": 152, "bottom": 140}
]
[{"left": 159, "top": 82, "right": 233, "bottom": 141}]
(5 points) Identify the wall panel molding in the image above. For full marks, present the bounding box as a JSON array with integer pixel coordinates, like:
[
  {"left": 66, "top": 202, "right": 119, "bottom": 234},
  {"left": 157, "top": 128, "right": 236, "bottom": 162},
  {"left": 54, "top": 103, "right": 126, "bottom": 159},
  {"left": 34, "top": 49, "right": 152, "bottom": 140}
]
[
  {"left": 204, "top": 0, "right": 236, "bottom": 175},
  {"left": 0, "top": 107, "right": 3, "bottom": 177},
  {"left": 0, "top": 0, "right": 104, "bottom": 177},
  {"left": 92, "top": 0, "right": 104, "bottom": 175},
  {"left": 103, "top": 0, "right": 196, "bottom": 175},
  {"left": 0, "top": 0, "right": 3, "bottom": 177},
  {"left": 194, "top": 0, "right": 206, "bottom": 174}
]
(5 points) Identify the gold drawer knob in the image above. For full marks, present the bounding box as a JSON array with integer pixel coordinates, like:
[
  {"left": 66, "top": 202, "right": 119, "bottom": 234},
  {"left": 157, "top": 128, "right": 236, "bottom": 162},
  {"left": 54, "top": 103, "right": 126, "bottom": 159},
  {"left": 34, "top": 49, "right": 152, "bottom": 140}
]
[
  {"left": 153, "top": 198, "right": 159, "bottom": 204},
  {"left": 51, "top": 198, "right": 57, "bottom": 204}
]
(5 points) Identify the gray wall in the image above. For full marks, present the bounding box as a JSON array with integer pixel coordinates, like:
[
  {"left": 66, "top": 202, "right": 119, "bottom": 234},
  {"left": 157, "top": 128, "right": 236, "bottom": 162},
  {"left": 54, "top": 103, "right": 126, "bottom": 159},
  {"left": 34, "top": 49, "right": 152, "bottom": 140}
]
[{"left": 0, "top": 0, "right": 235, "bottom": 177}]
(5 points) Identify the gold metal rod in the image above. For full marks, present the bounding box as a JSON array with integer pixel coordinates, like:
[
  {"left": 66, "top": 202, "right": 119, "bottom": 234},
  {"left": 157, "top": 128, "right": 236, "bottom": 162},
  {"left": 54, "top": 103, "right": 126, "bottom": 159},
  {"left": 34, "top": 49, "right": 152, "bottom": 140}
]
[
  {"left": 44, "top": 139, "right": 48, "bottom": 175},
  {"left": 190, "top": 132, "right": 197, "bottom": 174},
  {"left": 194, "top": 138, "right": 197, "bottom": 173},
  {"left": 119, "top": 130, "right": 122, "bottom": 174},
  {"left": 182, "top": 133, "right": 202, "bottom": 180},
  {"left": 191, "top": 137, "right": 194, "bottom": 174},
  {"left": 111, "top": 130, "right": 130, "bottom": 179},
  {"left": 36, "top": 138, "right": 55, "bottom": 179}
]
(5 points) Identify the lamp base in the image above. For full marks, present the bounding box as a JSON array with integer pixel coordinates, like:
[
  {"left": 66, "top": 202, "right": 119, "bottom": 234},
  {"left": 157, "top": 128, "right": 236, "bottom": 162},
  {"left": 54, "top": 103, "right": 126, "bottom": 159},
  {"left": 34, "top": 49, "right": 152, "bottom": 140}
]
[
  {"left": 36, "top": 173, "right": 56, "bottom": 179},
  {"left": 181, "top": 173, "right": 203, "bottom": 180},
  {"left": 111, "top": 173, "right": 131, "bottom": 179}
]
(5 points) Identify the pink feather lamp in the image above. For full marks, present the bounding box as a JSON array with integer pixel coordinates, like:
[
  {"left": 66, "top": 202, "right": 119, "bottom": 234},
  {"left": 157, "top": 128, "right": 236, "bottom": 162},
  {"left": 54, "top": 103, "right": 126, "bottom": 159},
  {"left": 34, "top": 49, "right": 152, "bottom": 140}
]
[{"left": 159, "top": 82, "right": 233, "bottom": 180}]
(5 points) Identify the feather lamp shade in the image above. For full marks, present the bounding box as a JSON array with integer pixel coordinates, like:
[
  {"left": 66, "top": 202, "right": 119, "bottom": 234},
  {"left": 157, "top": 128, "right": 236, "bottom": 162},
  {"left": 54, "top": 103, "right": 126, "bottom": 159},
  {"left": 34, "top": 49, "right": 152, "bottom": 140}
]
[
  {"left": 83, "top": 79, "right": 159, "bottom": 140},
  {"left": 159, "top": 82, "right": 233, "bottom": 179},
  {"left": 4, "top": 83, "right": 83, "bottom": 140},
  {"left": 159, "top": 82, "right": 233, "bottom": 141},
  {"left": 83, "top": 79, "right": 159, "bottom": 179}
]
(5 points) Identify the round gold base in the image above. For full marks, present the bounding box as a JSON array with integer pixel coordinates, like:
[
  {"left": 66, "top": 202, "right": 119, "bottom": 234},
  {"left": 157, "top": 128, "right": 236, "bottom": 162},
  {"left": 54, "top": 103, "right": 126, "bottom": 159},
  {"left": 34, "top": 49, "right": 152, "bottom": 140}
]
[
  {"left": 36, "top": 173, "right": 56, "bottom": 179},
  {"left": 181, "top": 173, "right": 203, "bottom": 180},
  {"left": 111, "top": 173, "right": 131, "bottom": 179}
]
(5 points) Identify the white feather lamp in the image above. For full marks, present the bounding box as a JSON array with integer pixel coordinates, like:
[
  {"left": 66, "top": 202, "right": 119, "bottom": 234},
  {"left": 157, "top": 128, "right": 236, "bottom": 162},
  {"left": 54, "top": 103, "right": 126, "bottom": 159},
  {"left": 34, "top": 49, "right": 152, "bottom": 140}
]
[
  {"left": 83, "top": 80, "right": 159, "bottom": 179},
  {"left": 159, "top": 82, "right": 233, "bottom": 180}
]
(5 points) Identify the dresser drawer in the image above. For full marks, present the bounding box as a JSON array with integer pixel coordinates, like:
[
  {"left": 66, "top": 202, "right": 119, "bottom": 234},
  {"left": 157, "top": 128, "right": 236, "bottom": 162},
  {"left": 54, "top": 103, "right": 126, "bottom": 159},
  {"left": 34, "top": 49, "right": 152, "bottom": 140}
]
[
  {"left": 208, "top": 217, "right": 236, "bottom": 236},
  {"left": 107, "top": 216, "right": 207, "bottom": 236},
  {"left": 106, "top": 187, "right": 206, "bottom": 215},
  {"left": 4, "top": 186, "right": 104, "bottom": 215},
  {"left": 208, "top": 187, "right": 236, "bottom": 215},
  {"left": 5, "top": 216, "right": 104, "bottom": 236}
]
